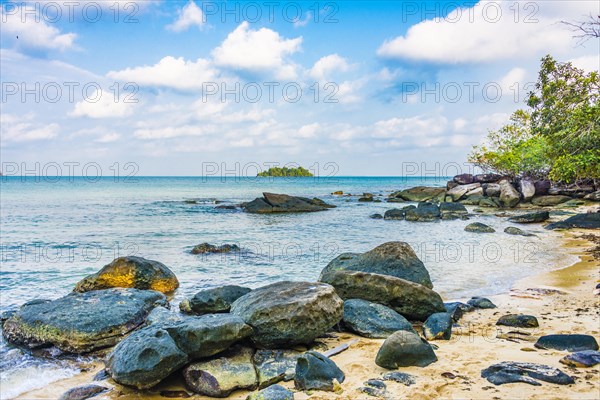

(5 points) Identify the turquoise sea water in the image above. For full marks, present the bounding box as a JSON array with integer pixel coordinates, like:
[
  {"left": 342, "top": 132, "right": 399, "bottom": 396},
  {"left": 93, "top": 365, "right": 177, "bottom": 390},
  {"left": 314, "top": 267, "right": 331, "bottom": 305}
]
[{"left": 0, "top": 176, "right": 577, "bottom": 398}]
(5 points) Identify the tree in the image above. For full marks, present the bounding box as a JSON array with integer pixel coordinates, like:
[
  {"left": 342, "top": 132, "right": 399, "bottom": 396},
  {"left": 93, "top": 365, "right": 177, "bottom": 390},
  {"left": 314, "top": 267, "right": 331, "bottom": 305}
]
[{"left": 560, "top": 14, "right": 600, "bottom": 45}]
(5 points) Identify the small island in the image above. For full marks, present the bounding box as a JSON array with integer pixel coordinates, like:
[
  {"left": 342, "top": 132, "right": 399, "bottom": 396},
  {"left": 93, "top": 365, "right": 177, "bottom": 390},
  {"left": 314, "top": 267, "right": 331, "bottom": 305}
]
[{"left": 257, "top": 166, "right": 314, "bottom": 177}]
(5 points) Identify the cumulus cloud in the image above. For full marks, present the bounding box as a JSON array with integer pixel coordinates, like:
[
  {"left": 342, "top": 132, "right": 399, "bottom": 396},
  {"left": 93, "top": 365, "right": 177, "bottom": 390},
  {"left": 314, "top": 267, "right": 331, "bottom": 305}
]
[
  {"left": 167, "top": 1, "right": 205, "bottom": 32},
  {"left": 70, "top": 89, "right": 136, "bottom": 118},
  {"left": 309, "top": 54, "right": 350, "bottom": 81},
  {"left": 212, "top": 21, "right": 302, "bottom": 79},
  {"left": 0, "top": 113, "right": 59, "bottom": 142}
]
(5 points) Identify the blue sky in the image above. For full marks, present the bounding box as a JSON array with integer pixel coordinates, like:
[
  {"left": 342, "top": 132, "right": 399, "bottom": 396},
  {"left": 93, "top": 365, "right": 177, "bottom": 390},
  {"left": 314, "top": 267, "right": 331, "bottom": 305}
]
[{"left": 1, "top": 0, "right": 598, "bottom": 176}]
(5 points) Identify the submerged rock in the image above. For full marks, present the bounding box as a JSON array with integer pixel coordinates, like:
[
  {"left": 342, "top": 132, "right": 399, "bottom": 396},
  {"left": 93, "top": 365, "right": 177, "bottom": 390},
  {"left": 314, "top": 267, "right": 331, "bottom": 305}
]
[
  {"left": 422, "top": 312, "right": 453, "bottom": 340},
  {"left": 496, "top": 314, "right": 539, "bottom": 328},
  {"left": 534, "top": 334, "right": 599, "bottom": 352},
  {"left": 481, "top": 361, "right": 574, "bottom": 386},
  {"left": 504, "top": 227, "right": 535, "bottom": 236},
  {"left": 294, "top": 351, "right": 345, "bottom": 391},
  {"left": 370, "top": 213, "right": 384, "bottom": 219},
  {"left": 230, "top": 281, "right": 343, "bottom": 348},
  {"left": 342, "top": 299, "right": 415, "bottom": 338},
  {"left": 375, "top": 330, "right": 437, "bottom": 369},
  {"left": 181, "top": 285, "right": 252, "bottom": 315},
  {"left": 560, "top": 350, "right": 600, "bottom": 367},
  {"left": 546, "top": 213, "right": 600, "bottom": 230},
  {"left": 383, "top": 209, "right": 405, "bottom": 220},
  {"left": 246, "top": 384, "right": 294, "bottom": 400},
  {"left": 405, "top": 202, "right": 441, "bottom": 222},
  {"left": 190, "top": 243, "right": 240, "bottom": 255},
  {"left": 58, "top": 384, "right": 109, "bottom": 400},
  {"left": 74, "top": 256, "right": 179, "bottom": 294},
  {"left": 508, "top": 211, "right": 549, "bottom": 223},
  {"left": 531, "top": 195, "right": 572, "bottom": 206},
  {"left": 439, "top": 202, "right": 468, "bottom": 220},
  {"left": 3, "top": 288, "right": 166, "bottom": 353},
  {"left": 464, "top": 222, "right": 495, "bottom": 233},
  {"left": 253, "top": 349, "right": 302, "bottom": 388},
  {"left": 320, "top": 241, "right": 433, "bottom": 288},
  {"left": 242, "top": 193, "right": 334, "bottom": 213}
]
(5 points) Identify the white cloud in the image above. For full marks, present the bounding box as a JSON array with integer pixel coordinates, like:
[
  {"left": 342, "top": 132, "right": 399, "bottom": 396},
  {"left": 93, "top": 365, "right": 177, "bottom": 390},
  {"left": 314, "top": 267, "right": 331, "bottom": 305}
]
[
  {"left": 293, "top": 11, "right": 312, "bottom": 28},
  {"left": 297, "top": 123, "right": 320, "bottom": 138},
  {"left": 108, "top": 56, "right": 218, "bottom": 91},
  {"left": 336, "top": 79, "right": 366, "bottom": 104},
  {"left": 167, "top": 1, "right": 205, "bottom": 32},
  {"left": 309, "top": 54, "right": 350, "bottom": 81},
  {"left": 377, "top": 0, "right": 595, "bottom": 63},
  {"left": 70, "top": 89, "right": 135, "bottom": 118},
  {"left": 212, "top": 21, "right": 302, "bottom": 79},
  {"left": 373, "top": 115, "right": 448, "bottom": 138},
  {"left": 0, "top": 113, "right": 59, "bottom": 142},
  {"left": 95, "top": 133, "right": 121, "bottom": 143},
  {"left": 569, "top": 55, "right": 600, "bottom": 73},
  {"left": 1, "top": 5, "right": 76, "bottom": 52}
]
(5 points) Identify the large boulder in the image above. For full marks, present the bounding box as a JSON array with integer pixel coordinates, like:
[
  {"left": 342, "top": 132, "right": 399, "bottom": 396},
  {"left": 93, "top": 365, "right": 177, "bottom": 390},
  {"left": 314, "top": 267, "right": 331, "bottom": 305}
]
[
  {"left": 375, "top": 330, "right": 437, "bottom": 368},
  {"left": 383, "top": 208, "right": 406, "bottom": 220},
  {"left": 180, "top": 285, "right": 252, "bottom": 315},
  {"left": 294, "top": 351, "right": 345, "bottom": 391},
  {"left": 531, "top": 195, "right": 572, "bottom": 206},
  {"left": 483, "top": 183, "right": 501, "bottom": 197},
  {"left": 499, "top": 180, "right": 520, "bottom": 208},
  {"left": 534, "top": 180, "right": 551, "bottom": 195},
  {"left": 546, "top": 213, "right": 600, "bottom": 230},
  {"left": 183, "top": 346, "right": 258, "bottom": 397},
  {"left": 405, "top": 202, "right": 441, "bottom": 222},
  {"left": 508, "top": 211, "right": 549, "bottom": 223},
  {"left": 534, "top": 334, "right": 599, "bottom": 352},
  {"left": 230, "top": 281, "right": 343, "bottom": 348},
  {"left": 389, "top": 187, "right": 446, "bottom": 202},
  {"left": 320, "top": 270, "right": 445, "bottom": 321},
  {"left": 3, "top": 289, "right": 166, "bottom": 353},
  {"left": 474, "top": 174, "right": 503, "bottom": 183},
  {"left": 74, "top": 256, "right": 179, "bottom": 294},
  {"left": 342, "top": 299, "right": 415, "bottom": 338},
  {"left": 439, "top": 202, "right": 468, "bottom": 220},
  {"left": 106, "top": 325, "right": 188, "bottom": 389},
  {"left": 519, "top": 180, "right": 536, "bottom": 202},
  {"left": 242, "top": 193, "right": 334, "bottom": 213},
  {"left": 319, "top": 242, "right": 433, "bottom": 288},
  {"left": 447, "top": 183, "right": 481, "bottom": 201},
  {"left": 453, "top": 174, "right": 474, "bottom": 184},
  {"left": 584, "top": 191, "right": 600, "bottom": 201},
  {"left": 253, "top": 349, "right": 302, "bottom": 388}
]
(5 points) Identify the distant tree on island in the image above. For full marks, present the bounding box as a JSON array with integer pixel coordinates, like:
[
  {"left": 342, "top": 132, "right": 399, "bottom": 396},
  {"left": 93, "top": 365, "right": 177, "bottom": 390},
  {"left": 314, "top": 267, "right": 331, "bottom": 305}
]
[
  {"left": 257, "top": 166, "right": 314, "bottom": 177},
  {"left": 470, "top": 55, "right": 599, "bottom": 183}
]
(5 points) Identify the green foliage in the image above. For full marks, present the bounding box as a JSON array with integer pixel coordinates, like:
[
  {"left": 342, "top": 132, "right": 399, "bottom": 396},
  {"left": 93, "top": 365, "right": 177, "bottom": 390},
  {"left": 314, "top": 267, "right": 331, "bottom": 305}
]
[
  {"left": 470, "top": 55, "right": 600, "bottom": 183},
  {"left": 257, "top": 166, "right": 314, "bottom": 177}
]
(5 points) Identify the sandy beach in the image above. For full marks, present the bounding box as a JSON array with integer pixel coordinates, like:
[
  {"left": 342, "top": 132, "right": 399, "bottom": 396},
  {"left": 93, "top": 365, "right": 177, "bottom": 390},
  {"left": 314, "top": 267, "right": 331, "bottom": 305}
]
[{"left": 15, "top": 226, "right": 599, "bottom": 400}]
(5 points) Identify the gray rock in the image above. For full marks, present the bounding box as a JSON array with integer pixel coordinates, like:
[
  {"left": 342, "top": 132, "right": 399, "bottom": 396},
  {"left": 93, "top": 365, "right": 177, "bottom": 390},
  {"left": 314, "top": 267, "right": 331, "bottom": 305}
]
[
  {"left": 405, "top": 202, "right": 441, "bottom": 222},
  {"left": 382, "top": 371, "right": 416, "bottom": 386},
  {"left": 191, "top": 243, "right": 240, "bottom": 255},
  {"left": 496, "top": 314, "right": 539, "bottom": 328},
  {"left": 504, "top": 227, "right": 535, "bottom": 236},
  {"left": 467, "top": 297, "right": 496, "bottom": 309},
  {"left": 2, "top": 289, "right": 167, "bottom": 353},
  {"left": 531, "top": 195, "right": 572, "bottom": 207},
  {"left": 106, "top": 325, "right": 188, "bottom": 389},
  {"left": 182, "top": 285, "right": 252, "bottom": 315},
  {"left": 165, "top": 314, "right": 252, "bottom": 359},
  {"left": 370, "top": 213, "right": 384, "bottom": 219},
  {"left": 447, "top": 183, "right": 481, "bottom": 201},
  {"left": 439, "top": 202, "right": 468, "bottom": 220},
  {"left": 146, "top": 307, "right": 185, "bottom": 326},
  {"left": 358, "top": 193, "right": 374, "bottom": 202},
  {"left": 422, "top": 312, "right": 453, "bottom": 340},
  {"left": 389, "top": 187, "right": 446, "bottom": 202},
  {"left": 253, "top": 349, "right": 302, "bottom": 388},
  {"left": 183, "top": 346, "right": 257, "bottom": 397},
  {"left": 320, "top": 270, "right": 445, "bottom": 321},
  {"left": 534, "top": 334, "right": 599, "bottom": 352},
  {"left": 375, "top": 330, "right": 437, "bottom": 369},
  {"left": 246, "top": 385, "right": 294, "bottom": 400},
  {"left": 58, "top": 385, "right": 109, "bottom": 400},
  {"left": 231, "top": 281, "right": 343, "bottom": 348},
  {"left": 499, "top": 180, "right": 520, "bottom": 208},
  {"left": 294, "top": 351, "right": 345, "bottom": 391},
  {"left": 483, "top": 183, "right": 501, "bottom": 197},
  {"left": 560, "top": 350, "right": 600, "bottom": 367},
  {"left": 92, "top": 369, "right": 110, "bottom": 381},
  {"left": 519, "top": 180, "right": 536, "bottom": 202},
  {"left": 584, "top": 191, "right": 600, "bottom": 201},
  {"left": 546, "top": 213, "right": 600, "bottom": 230},
  {"left": 342, "top": 299, "right": 415, "bottom": 338},
  {"left": 481, "top": 361, "right": 574, "bottom": 386},
  {"left": 320, "top": 241, "right": 433, "bottom": 288},
  {"left": 242, "top": 193, "right": 334, "bottom": 213},
  {"left": 508, "top": 211, "right": 549, "bottom": 223},
  {"left": 453, "top": 174, "right": 474, "bottom": 185},
  {"left": 359, "top": 379, "right": 387, "bottom": 397},
  {"left": 383, "top": 209, "right": 405, "bottom": 220},
  {"left": 464, "top": 222, "right": 495, "bottom": 233},
  {"left": 474, "top": 174, "right": 503, "bottom": 183}
]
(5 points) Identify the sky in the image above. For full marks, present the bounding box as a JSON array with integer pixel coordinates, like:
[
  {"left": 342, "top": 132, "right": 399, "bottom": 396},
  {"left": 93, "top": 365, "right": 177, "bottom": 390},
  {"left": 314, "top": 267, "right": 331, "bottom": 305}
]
[{"left": 1, "top": 0, "right": 599, "bottom": 176}]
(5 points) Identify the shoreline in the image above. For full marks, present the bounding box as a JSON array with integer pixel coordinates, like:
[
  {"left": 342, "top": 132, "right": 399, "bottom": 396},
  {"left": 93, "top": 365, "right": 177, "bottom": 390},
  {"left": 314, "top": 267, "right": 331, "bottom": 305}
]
[{"left": 13, "top": 224, "right": 599, "bottom": 400}]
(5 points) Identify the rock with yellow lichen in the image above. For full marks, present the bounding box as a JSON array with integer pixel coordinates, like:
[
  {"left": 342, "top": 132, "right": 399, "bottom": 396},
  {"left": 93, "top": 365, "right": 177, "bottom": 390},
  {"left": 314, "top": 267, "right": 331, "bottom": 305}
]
[{"left": 74, "top": 256, "right": 179, "bottom": 294}]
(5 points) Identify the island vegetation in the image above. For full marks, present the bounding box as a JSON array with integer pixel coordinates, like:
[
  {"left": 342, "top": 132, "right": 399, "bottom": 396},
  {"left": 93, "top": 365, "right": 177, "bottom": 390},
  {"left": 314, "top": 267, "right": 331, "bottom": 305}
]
[{"left": 257, "top": 166, "right": 314, "bottom": 177}]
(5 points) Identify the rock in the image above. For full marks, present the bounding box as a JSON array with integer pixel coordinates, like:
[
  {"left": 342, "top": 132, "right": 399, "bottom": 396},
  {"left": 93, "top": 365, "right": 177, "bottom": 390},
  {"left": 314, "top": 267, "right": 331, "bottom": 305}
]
[
  {"left": 382, "top": 371, "right": 416, "bottom": 386},
  {"left": 375, "top": 330, "right": 437, "bottom": 369},
  {"left": 405, "top": 202, "right": 441, "bottom": 222},
  {"left": 321, "top": 270, "right": 444, "bottom": 321},
  {"left": 2, "top": 289, "right": 166, "bottom": 353},
  {"left": 453, "top": 174, "right": 474, "bottom": 184},
  {"left": 563, "top": 199, "right": 586, "bottom": 207},
  {"left": 519, "top": 180, "right": 536, "bottom": 202},
  {"left": 460, "top": 195, "right": 486, "bottom": 206},
  {"left": 242, "top": 193, "right": 334, "bottom": 213},
  {"left": 443, "top": 302, "right": 473, "bottom": 322},
  {"left": 496, "top": 314, "right": 539, "bottom": 328},
  {"left": 106, "top": 325, "right": 188, "bottom": 389},
  {"left": 584, "top": 191, "right": 600, "bottom": 201},
  {"left": 370, "top": 213, "right": 383, "bottom": 219},
  {"left": 479, "top": 197, "right": 500, "bottom": 208},
  {"left": 467, "top": 297, "right": 496, "bottom": 309},
  {"left": 483, "top": 183, "right": 501, "bottom": 197},
  {"left": 508, "top": 211, "right": 549, "bottom": 223},
  {"left": 389, "top": 186, "right": 446, "bottom": 202},
  {"left": 253, "top": 349, "right": 302, "bottom": 388},
  {"left": 342, "top": 299, "right": 415, "bottom": 338},
  {"left": 439, "top": 202, "right": 468, "bottom": 220},
  {"left": 383, "top": 209, "right": 405, "bottom": 220},
  {"left": 533, "top": 180, "right": 551, "bottom": 195},
  {"left": 146, "top": 307, "right": 185, "bottom": 326},
  {"left": 332, "top": 191, "right": 343, "bottom": 195},
  {"left": 246, "top": 384, "right": 294, "bottom": 400},
  {"left": 446, "top": 180, "right": 459, "bottom": 190},
  {"left": 58, "top": 385, "right": 109, "bottom": 400},
  {"left": 165, "top": 314, "right": 252, "bottom": 359},
  {"left": 499, "top": 180, "right": 520, "bottom": 208},
  {"left": 359, "top": 379, "right": 387, "bottom": 397},
  {"left": 320, "top": 241, "right": 433, "bottom": 288},
  {"left": 183, "top": 346, "right": 257, "bottom": 397},
  {"left": 294, "top": 351, "right": 345, "bottom": 391},
  {"left": 504, "top": 227, "right": 535, "bottom": 236},
  {"left": 560, "top": 350, "right": 600, "bottom": 367},
  {"left": 474, "top": 174, "right": 503, "bottom": 183},
  {"left": 422, "top": 312, "right": 453, "bottom": 340},
  {"left": 93, "top": 369, "right": 110, "bottom": 381},
  {"left": 191, "top": 243, "right": 240, "bottom": 255},
  {"left": 358, "top": 193, "right": 374, "bottom": 202},
  {"left": 230, "top": 281, "right": 343, "bottom": 348},
  {"left": 464, "top": 222, "right": 495, "bottom": 233},
  {"left": 481, "top": 361, "right": 574, "bottom": 386},
  {"left": 465, "top": 187, "right": 484, "bottom": 197},
  {"left": 531, "top": 195, "right": 572, "bottom": 207},
  {"left": 447, "top": 183, "right": 481, "bottom": 201},
  {"left": 74, "top": 256, "right": 179, "bottom": 294},
  {"left": 534, "top": 334, "right": 599, "bottom": 352},
  {"left": 182, "top": 286, "right": 252, "bottom": 315},
  {"left": 546, "top": 213, "right": 600, "bottom": 230},
  {"left": 216, "top": 205, "right": 237, "bottom": 210}
]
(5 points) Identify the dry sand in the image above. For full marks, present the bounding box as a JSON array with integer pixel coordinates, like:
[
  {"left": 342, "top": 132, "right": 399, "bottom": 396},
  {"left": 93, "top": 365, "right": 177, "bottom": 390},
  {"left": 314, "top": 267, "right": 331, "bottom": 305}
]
[{"left": 16, "top": 230, "right": 600, "bottom": 400}]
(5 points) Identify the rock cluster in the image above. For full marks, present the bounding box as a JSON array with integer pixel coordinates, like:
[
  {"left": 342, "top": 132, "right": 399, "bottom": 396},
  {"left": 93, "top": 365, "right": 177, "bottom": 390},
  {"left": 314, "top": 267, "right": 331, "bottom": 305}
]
[{"left": 242, "top": 193, "right": 335, "bottom": 213}]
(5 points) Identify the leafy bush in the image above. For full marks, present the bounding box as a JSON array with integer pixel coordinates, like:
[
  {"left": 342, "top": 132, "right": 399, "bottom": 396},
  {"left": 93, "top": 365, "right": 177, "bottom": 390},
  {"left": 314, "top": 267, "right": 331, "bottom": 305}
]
[{"left": 257, "top": 166, "right": 314, "bottom": 177}]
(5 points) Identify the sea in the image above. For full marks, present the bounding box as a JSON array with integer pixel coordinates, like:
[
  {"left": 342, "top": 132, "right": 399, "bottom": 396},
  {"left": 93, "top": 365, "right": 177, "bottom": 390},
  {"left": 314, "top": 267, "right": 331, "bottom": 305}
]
[{"left": 0, "top": 176, "right": 578, "bottom": 398}]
